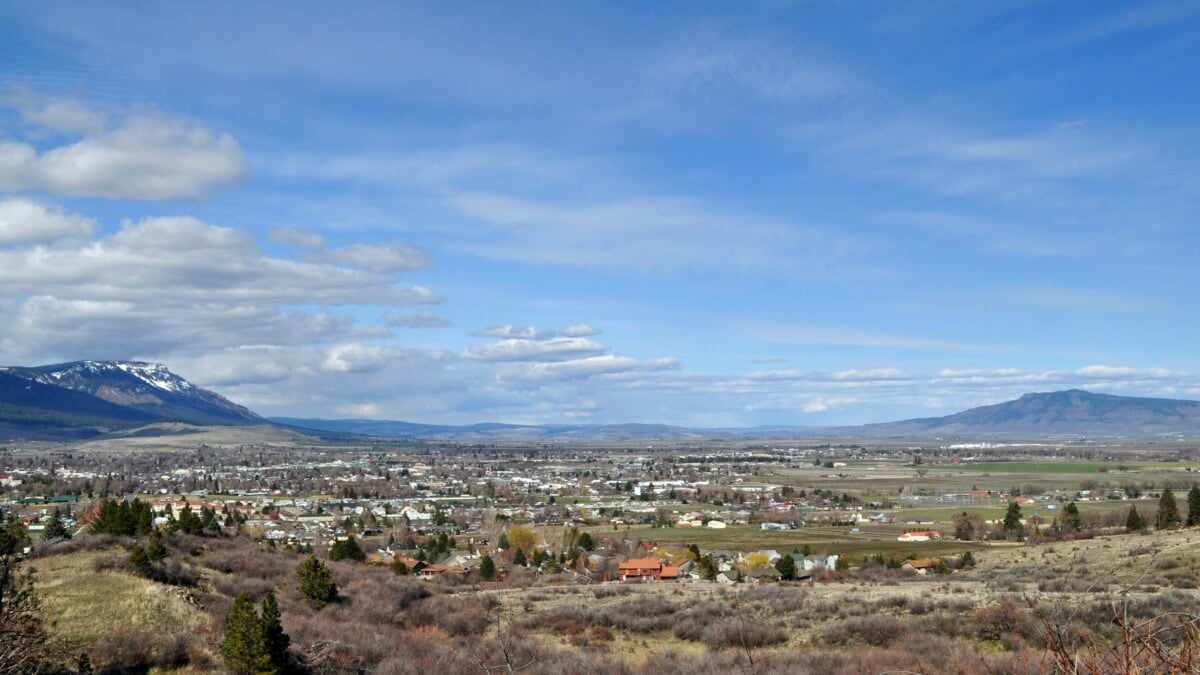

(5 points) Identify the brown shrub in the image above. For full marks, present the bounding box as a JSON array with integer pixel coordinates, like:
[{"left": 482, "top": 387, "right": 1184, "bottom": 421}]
[{"left": 822, "top": 614, "right": 908, "bottom": 647}]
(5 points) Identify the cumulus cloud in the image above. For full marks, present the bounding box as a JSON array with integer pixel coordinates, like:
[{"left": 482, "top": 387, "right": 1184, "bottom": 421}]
[
  {"left": 0, "top": 198, "right": 95, "bottom": 244},
  {"left": 0, "top": 93, "right": 247, "bottom": 200},
  {"left": 322, "top": 343, "right": 393, "bottom": 373},
  {"left": 0, "top": 214, "right": 438, "bottom": 362}
]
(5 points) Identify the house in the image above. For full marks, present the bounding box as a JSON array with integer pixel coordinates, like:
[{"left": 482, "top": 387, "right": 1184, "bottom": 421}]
[
  {"left": 418, "top": 564, "right": 469, "bottom": 580},
  {"left": 902, "top": 558, "right": 944, "bottom": 576},
  {"left": 897, "top": 530, "right": 941, "bottom": 542},
  {"left": 618, "top": 558, "right": 680, "bottom": 582},
  {"left": 801, "top": 554, "right": 839, "bottom": 571}
]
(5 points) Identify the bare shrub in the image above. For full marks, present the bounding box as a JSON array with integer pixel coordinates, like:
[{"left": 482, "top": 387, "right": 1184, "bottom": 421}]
[
  {"left": 822, "top": 614, "right": 908, "bottom": 647},
  {"left": 89, "top": 626, "right": 196, "bottom": 672},
  {"left": 592, "top": 584, "right": 633, "bottom": 599},
  {"left": 974, "top": 599, "right": 1039, "bottom": 645},
  {"left": 700, "top": 619, "right": 787, "bottom": 650},
  {"left": 212, "top": 573, "right": 275, "bottom": 600}
]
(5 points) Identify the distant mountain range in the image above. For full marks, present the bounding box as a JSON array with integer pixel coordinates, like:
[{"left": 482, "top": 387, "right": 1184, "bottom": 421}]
[
  {"left": 275, "top": 389, "right": 1200, "bottom": 440},
  {"left": 3, "top": 360, "right": 1200, "bottom": 441},
  {"left": 0, "top": 360, "right": 261, "bottom": 439}
]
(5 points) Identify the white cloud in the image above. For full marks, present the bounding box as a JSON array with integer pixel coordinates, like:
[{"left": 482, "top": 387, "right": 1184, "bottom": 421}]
[
  {"left": 7, "top": 88, "right": 107, "bottom": 134},
  {"left": 322, "top": 343, "right": 393, "bottom": 373},
  {"left": 0, "top": 93, "right": 247, "bottom": 200},
  {"left": 0, "top": 198, "right": 96, "bottom": 245},
  {"left": 521, "top": 355, "right": 681, "bottom": 381},
  {"left": 0, "top": 214, "right": 438, "bottom": 363},
  {"left": 307, "top": 240, "right": 429, "bottom": 273},
  {"left": 561, "top": 323, "right": 600, "bottom": 337},
  {"left": 268, "top": 226, "right": 326, "bottom": 250},
  {"left": 474, "top": 325, "right": 556, "bottom": 339},
  {"left": 464, "top": 337, "right": 607, "bottom": 362}
]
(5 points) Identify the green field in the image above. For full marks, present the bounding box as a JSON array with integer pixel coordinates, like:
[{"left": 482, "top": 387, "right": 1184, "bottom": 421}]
[{"left": 951, "top": 462, "right": 1138, "bottom": 474}]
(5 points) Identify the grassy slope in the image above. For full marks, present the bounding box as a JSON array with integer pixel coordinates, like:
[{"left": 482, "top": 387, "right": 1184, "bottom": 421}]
[{"left": 32, "top": 549, "right": 214, "bottom": 661}]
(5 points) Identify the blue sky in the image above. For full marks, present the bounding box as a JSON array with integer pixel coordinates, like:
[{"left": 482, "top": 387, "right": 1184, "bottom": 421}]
[{"left": 0, "top": 1, "right": 1198, "bottom": 426}]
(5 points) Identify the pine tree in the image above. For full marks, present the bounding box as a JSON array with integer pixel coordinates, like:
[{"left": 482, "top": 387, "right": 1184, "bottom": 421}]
[
  {"left": 390, "top": 559, "right": 409, "bottom": 575},
  {"left": 479, "top": 554, "right": 496, "bottom": 581},
  {"left": 260, "top": 591, "right": 289, "bottom": 673},
  {"left": 146, "top": 529, "right": 168, "bottom": 562},
  {"left": 1, "top": 521, "right": 47, "bottom": 670},
  {"left": 1002, "top": 501, "right": 1024, "bottom": 539},
  {"left": 1063, "top": 501, "right": 1083, "bottom": 532},
  {"left": 222, "top": 593, "right": 272, "bottom": 675},
  {"left": 1157, "top": 488, "right": 1182, "bottom": 530},
  {"left": 497, "top": 533, "right": 510, "bottom": 550},
  {"left": 1126, "top": 505, "right": 1146, "bottom": 531},
  {"left": 329, "top": 536, "right": 365, "bottom": 563},
  {"left": 774, "top": 554, "right": 796, "bottom": 580},
  {"left": 512, "top": 547, "right": 527, "bottom": 567},
  {"left": 44, "top": 507, "right": 70, "bottom": 540},
  {"left": 1187, "top": 485, "right": 1200, "bottom": 527},
  {"left": 297, "top": 556, "right": 337, "bottom": 609},
  {"left": 128, "top": 545, "right": 152, "bottom": 577}
]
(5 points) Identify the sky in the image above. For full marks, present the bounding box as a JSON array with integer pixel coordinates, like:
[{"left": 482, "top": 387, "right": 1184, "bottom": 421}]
[{"left": 0, "top": 1, "right": 1198, "bottom": 427}]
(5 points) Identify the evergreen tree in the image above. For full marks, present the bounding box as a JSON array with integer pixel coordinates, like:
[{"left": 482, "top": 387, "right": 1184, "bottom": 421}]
[
  {"left": 260, "top": 591, "right": 289, "bottom": 673},
  {"left": 1063, "top": 501, "right": 1083, "bottom": 532},
  {"left": 1126, "top": 505, "right": 1146, "bottom": 531},
  {"left": 132, "top": 500, "right": 153, "bottom": 536},
  {"left": 774, "top": 554, "right": 796, "bottom": 581},
  {"left": 128, "top": 545, "right": 152, "bottom": 577},
  {"left": 390, "top": 559, "right": 410, "bottom": 575},
  {"left": 1002, "top": 501, "right": 1024, "bottom": 538},
  {"left": 329, "top": 536, "right": 365, "bottom": 563},
  {"left": 1157, "top": 488, "right": 1182, "bottom": 530},
  {"left": 44, "top": 507, "right": 70, "bottom": 540},
  {"left": 479, "top": 554, "right": 496, "bottom": 581},
  {"left": 146, "top": 529, "right": 168, "bottom": 562},
  {"left": 1, "top": 521, "right": 47, "bottom": 670},
  {"left": 222, "top": 593, "right": 272, "bottom": 675},
  {"left": 512, "top": 547, "right": 527, "bottom": 567},
  {"left": 297, "top": 556, "right": 337, "bottom": 609},
  {"left": 577, "top": 532, "right": 594, "bottom": 551},
  {"left": 177, "top": 505, "right": 205, "bottom": 536},
  {"left": 697, "top": 554, "right": 717, "bottom": 581},
  {"left": 1187, "top": 485, "right": 1200, "bottom": 527},
  {"left": 497, "top": 533, "right": 510, "bottom": 550}
]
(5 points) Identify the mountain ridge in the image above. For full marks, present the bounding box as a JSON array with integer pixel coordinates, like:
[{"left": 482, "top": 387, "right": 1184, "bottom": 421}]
[
  {"left": 3, "top": 359, "right": 1200, "bottom": 442},
  {"left": 275, "top": 389, "right": 1200, "bottom": 440},
  {"left": 0, "top": 360, "right": 262, "bottom": 439}
]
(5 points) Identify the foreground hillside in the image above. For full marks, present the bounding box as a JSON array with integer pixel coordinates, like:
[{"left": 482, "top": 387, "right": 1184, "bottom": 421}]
[{"left": 18, "top": 526, "right": 1200, "bottom": 674}]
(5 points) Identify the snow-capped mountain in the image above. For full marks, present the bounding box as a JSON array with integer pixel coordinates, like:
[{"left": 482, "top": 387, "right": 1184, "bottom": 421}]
[{"left": 0, "top": 360, "right": 262, "bottom": 438}]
